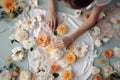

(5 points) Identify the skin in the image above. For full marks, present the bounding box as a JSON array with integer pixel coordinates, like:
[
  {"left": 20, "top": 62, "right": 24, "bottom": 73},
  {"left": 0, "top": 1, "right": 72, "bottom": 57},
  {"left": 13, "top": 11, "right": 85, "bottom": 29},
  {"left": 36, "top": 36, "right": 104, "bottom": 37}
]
[{"left": 47, "top": 0, "right": 103, "bottom": 49}]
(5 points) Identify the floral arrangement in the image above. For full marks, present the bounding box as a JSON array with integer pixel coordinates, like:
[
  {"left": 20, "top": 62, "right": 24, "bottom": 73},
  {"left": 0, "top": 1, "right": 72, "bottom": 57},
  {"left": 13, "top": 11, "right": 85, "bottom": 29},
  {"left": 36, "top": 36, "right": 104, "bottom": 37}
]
[{"left": 0, "top": 0, "right": 25, "bottom": 19}]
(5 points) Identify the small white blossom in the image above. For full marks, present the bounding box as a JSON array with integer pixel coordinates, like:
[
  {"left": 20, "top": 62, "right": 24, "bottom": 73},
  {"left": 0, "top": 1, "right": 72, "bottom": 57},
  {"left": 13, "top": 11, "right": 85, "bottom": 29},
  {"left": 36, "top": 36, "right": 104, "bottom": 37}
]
[
  {"left": 102, "top": 37, "right": 111, "bottom": 43},
  {"left": 61, "top": 13, "right": 68, "bottom": 20},
  {"left": 19, "top": 71, "right": 31, "bottom": 80},
  {"left": 24, "top": 18, "right": 36, "bottom": 31},
  {"left": 22, "top": 38, "right": 35, "bottom": 49},
  {"left": 73, "top": 43, "right": 88, "bottom": 57},
  {"left": 36, "top": 14, "right": 43, "bottom": 22},
  {"left": 113, "top": 47, "right": 120, "bottom": 57},
  {"left": 91, "top": 66, "right": 100, "bottom": 75},
  {"left": 14, "top": 30, "right": 28, "bottom": 41},
  {"left": 94, "top": 39, "right": 103, "bottom": 47},
  {"left": 11, "top": 52, "right": 24, "bottom": 61},
  {"left": 104, "top": 65, "right": 113, "bottom": 76}
]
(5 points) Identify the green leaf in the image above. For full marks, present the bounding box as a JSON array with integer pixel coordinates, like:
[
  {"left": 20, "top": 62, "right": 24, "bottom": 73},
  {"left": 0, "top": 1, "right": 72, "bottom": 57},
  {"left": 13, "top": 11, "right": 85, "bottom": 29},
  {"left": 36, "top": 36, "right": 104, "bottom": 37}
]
[
  {"left": 11, "top": 40, "right": 19, "bottom": 44},
  {"left": 30, "top": 47, "right": 33, "bottom": 51},
  {"left": 16, "top": 50, "right": 22, "bottom": 54},
  {"left": 52, "top": 73, "right": 59, "bottom": 78},
  {"left": 54, "top": 31, "right": 58, "bottom": 36}
]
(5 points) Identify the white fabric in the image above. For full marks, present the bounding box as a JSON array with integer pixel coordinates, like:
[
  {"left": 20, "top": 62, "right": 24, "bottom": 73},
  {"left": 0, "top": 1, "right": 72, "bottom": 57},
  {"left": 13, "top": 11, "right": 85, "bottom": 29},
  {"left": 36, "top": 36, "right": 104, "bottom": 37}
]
[
  {"left": 86, "top": 0, "right": 112, "bottom": 10},
  {"left": 28, "top": 9, "right": 96, "bottom": 80}
]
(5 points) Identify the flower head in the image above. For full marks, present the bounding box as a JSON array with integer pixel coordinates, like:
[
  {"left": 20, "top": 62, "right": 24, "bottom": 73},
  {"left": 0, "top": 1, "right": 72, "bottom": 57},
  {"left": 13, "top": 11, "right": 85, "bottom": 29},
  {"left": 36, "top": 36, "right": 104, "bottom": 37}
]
[
  {"left": 56, "top": 24, "right": 68, "bottom": 35},
  {"left": 2, "top": 0, "right": 17, "bottom": 12},
  {"left": 61, "top": 70, "right": 73, "bottom": 80},
  {"left": 73, "top": 43, "right": 88, "bottom": 57},
  {"left": 20, "top": 71, "right": 31, "bottom": 80},
  {"left": 14, "top": 20, "right": 25, "bottom": 30},
  {"left": 29, "top": 0, "right": 38, "bottom": 8}
]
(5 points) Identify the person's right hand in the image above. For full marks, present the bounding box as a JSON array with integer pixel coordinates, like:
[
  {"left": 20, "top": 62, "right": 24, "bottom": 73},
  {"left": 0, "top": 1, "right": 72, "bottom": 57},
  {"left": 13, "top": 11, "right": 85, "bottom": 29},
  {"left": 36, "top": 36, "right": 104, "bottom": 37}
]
[{"left": 46, "top": 10, "right": 58, "bottom": 32}]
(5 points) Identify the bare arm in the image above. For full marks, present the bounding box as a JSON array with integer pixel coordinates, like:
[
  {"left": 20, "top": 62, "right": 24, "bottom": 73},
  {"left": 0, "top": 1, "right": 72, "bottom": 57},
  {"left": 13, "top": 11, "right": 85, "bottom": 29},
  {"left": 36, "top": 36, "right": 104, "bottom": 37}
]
[
  {"left": 47, "top": 0, "right": 58, "bottom": 31},
  {"left": 54, "top": 6, "right": 103, "bottom": 48},
  {"left": 70, "top": 6, "right": 103, "bottom": 41}
]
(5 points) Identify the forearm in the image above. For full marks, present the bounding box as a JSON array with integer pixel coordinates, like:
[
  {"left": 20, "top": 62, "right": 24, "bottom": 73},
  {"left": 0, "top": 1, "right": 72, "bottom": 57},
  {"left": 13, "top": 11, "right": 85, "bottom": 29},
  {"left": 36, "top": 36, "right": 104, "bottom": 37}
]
[
  {"left": 48, "top": 0, "right": 56, "bottom": 12},
  {"left": 70, "top": 18, "right": 97, "bottom": 41}
]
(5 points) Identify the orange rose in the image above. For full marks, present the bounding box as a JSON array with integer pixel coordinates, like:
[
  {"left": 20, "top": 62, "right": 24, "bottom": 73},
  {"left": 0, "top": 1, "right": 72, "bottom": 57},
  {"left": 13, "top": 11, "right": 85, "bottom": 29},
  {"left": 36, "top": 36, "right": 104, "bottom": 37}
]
[
  {"left": 93, "top": 73, "right": 102, "bottom": 80},
  {"left": 50, "top": 64, "right": 59, "bottom": 73},
  {"left": 36, "top": 33, "right": 50, "bottom": 47},
  {"left": 65, "top": 51, "right": 76, "bottom": 65},
  {"left": 104, "top": 49, "right": 113, "bottom": 59},
  {"left": 61, "top": 70, "right": 73, "bottom": 80},
  {"left": 56, "top": 24, "right": 68, "bottom": 35}
]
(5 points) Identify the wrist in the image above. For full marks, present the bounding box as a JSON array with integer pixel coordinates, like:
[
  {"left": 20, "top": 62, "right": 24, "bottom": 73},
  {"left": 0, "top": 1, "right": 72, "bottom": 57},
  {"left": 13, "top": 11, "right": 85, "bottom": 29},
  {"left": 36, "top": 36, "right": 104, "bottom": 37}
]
[{"left": 69, "top": 35, "right": 75, "bottom": 42}]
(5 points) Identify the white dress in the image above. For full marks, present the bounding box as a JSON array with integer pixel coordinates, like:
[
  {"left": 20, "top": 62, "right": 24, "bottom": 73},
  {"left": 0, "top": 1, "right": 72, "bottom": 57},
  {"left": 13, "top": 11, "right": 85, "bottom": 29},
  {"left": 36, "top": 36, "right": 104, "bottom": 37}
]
[{"left": 86, "top": 0, "right": 112, "bottom": 10}]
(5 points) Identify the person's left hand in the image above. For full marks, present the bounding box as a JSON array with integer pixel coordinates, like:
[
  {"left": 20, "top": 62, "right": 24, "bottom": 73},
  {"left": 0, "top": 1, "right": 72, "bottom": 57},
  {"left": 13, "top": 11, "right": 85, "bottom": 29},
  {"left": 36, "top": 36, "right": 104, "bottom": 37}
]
[{"left": 53, "top": 36, "right": 73, "bottom": 49}]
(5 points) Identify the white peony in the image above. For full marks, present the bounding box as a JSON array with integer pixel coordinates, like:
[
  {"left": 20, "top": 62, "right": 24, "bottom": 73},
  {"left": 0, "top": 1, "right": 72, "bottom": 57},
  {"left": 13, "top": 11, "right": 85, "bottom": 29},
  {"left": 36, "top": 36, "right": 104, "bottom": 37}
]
[
  {"left": 14, "top": 20, "right": 25, "bottom": 30},
  {"left": 11, "top": 52, "right": 24, "bottom": 61},
  {"left": 91, "top": 26, "right": 101, "bottom": 36},
  {"left": 0, "top": 70, "right": 12, "bottom": 80},
  {"left": 24, "top": 18, "right": 36, "bottom": 31},
  {"left": 73, "top": 43, "right": 88, "bottom": 57},
  {"left": 113, "top": 47, "right": 120, "bottom": 57},
  {"left": 94, "top": 39, "right": 103, "bottom": 47},
  {"left": 22, "top": 38, "right": 35, "bottom": 49},
  {"left": 50, "top": 49, "right": 64, "bottom": 61},
  {"left": 11, "top": 46, "right": 23, "bottom": 54},
  {"left": 91, "top": 66, "right": 100, "bottom": 75},
  {"left": 29, "top": 0, "right": 38, "bottom": 8},
  {"left": 14, "top": 30, "right": 28, "bottom": 41},
  {"left": 74, "top": 10, "right": 82, "bottom": 18},
  {"left": 19, "top": 71, "right": 31, "bottom": 80}
]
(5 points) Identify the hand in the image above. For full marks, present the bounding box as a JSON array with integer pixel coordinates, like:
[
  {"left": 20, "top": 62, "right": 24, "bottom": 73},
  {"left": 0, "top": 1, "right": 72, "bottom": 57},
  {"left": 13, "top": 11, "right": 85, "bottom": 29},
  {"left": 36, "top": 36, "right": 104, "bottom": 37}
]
[
  {"left": 53, "top": 36, "right": 73, "bottom": 49},
  {"left": 46, "top": 10, "right": 58, "bottom": 32}
]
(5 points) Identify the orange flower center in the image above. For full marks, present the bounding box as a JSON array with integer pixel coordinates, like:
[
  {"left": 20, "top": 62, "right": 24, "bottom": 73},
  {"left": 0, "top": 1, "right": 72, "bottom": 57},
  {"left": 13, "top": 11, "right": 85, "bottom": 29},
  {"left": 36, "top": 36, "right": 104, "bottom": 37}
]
[{"left": 116, "top": 19, "right": 120, "bottom": 24}]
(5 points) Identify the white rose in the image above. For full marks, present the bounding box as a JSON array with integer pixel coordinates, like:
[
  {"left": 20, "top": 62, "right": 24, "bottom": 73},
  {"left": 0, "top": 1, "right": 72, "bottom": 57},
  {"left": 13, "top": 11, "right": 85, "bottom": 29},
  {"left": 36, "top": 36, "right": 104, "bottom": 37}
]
[
  {"left": 20, "top": 71, "right": 31, "bottom": 80},
  {"left": 113, "top": 47, "right": 120, "bottom": 57},
  {"left": 22, "top": 38, "right": 35, "bottom": 49},
  {"left": 14, "top": 30, "right": 28, "bottom": 41},
  {"left": 91, "top": 66, "right": 100, "bottom": 75},
  {"left": 0, "top": 70, "right": 12, "bottom": 80},
  {"left": 91, "top": 26, "right": 101, "bottom": 36}
]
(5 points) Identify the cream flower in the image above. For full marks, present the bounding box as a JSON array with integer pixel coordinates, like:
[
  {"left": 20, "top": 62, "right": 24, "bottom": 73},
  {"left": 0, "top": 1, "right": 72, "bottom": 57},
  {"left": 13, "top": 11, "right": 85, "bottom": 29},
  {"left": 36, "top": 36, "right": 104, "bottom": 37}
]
[
  {"left": 73, "top": 43, "right": 88, "bottom": 57},
  {"left": 24, "top": 18, "right": 36, "bottom": 31},
  {"left": 113, "top": 47, "right": 120, "bottom": 57},
  {"left": 19, "top": 71, "right": 31, "bottom": 80},
  {"left": 91, "top": 26, "right": 101, "bottom": 36},
  {"left": 11, "top": 52, "right": 24, "bottom": 61},
  {"left": 104, "top": 65, "right": 113, "bottom": 76},
  {"left": 91, "top": 66, "right": 100, "bottom": 75},
  {"left": 14, "top": 30, "right": 28, "bottom": 41},
  {"left": 114, "top": 61, "right": 120, "bottom": 72},
  {"left": 102, "top": 37, "right": 111, "bottom": 43},
  {"left": 50, "top": 49, "right": 64, "bottom": 61},
  {"left": 29, "top": 0, "right": 38, "bottom": 8},
  {"left": 74, "top": 10, "right": 82, "bottom": 18},
  {"left": 0, "top": 70, "right": 12, "bottom": 80},
  {"left": 22, "top": 38, "right": 35, "bottom": 49},
  {"left": 110, "top": 15, "right": 120, "bottom": 29},
  {"left": 14, "top": 20, "right": 25, "bottom": 30},
  {"left": 94, "top": 39, "right": 103, "bottom": 47}
]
